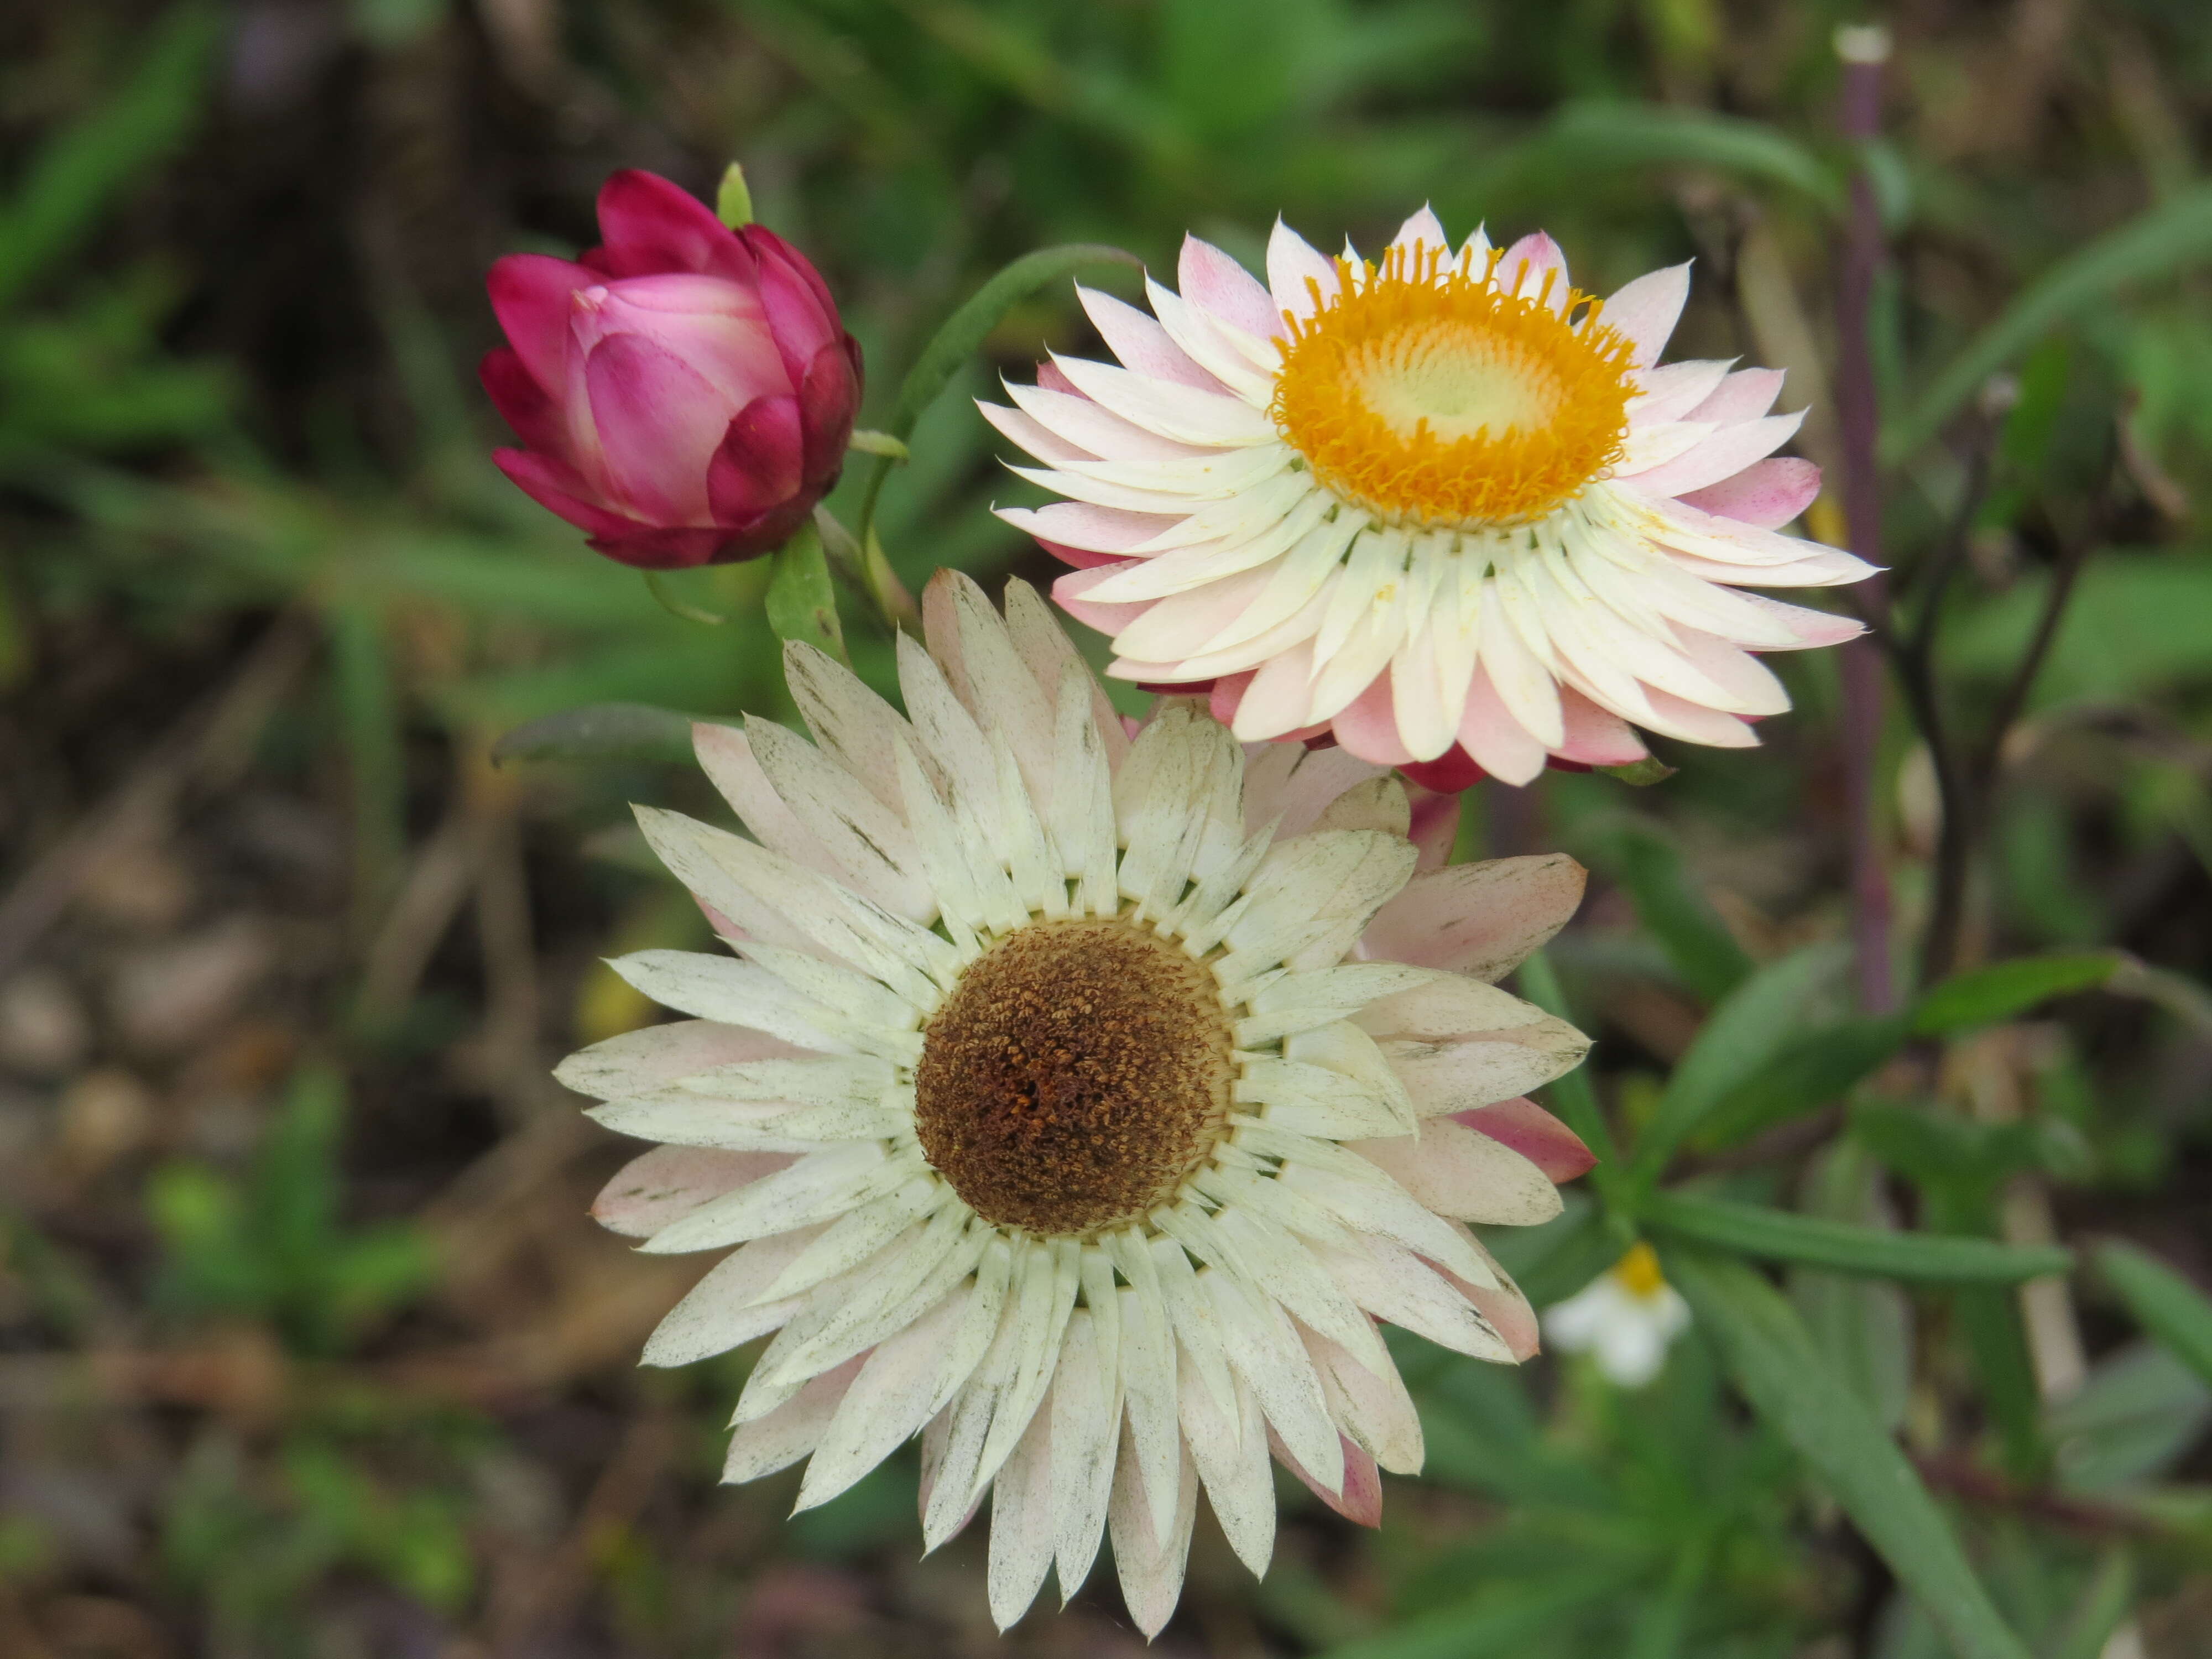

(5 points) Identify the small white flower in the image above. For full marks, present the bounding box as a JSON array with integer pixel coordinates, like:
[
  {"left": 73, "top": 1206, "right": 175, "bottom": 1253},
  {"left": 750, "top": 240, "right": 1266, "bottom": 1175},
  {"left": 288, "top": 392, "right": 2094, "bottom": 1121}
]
[
  {"left": 987, "top": 209, "right": 1875, "bottom": 785},
  {"left": 557, "top": 572, "right": 1603, "bottom": 1634},
  {"left": 1542, "top": 1243, "right": 1692, "bottom": 1387}
]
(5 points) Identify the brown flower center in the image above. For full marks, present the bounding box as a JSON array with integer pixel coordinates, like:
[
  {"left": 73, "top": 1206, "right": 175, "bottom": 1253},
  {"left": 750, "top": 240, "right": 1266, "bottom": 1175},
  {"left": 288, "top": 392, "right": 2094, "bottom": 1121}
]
[{"left": 912, "top": 918, "right": 1235, "bottom": 1237}]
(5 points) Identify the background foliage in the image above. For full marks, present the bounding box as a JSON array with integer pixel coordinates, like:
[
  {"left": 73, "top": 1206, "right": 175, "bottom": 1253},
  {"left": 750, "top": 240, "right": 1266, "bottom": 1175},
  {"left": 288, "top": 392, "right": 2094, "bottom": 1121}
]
[{"left": 3, "top": 0, "right": 2211, "bottom": 1655}]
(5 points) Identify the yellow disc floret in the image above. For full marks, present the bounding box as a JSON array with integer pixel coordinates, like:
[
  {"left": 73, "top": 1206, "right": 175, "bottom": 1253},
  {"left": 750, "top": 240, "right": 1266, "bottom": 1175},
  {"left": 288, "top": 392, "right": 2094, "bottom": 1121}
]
[{"left": 1270, "top": 243, "right": 1637, "bottom": 530}]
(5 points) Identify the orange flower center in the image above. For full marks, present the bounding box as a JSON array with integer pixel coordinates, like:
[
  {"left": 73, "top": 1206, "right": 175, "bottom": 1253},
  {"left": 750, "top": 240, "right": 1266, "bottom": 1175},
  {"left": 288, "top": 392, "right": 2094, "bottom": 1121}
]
[{"left": 1270, "top": 244, "right": 1637, "bottom": 530}]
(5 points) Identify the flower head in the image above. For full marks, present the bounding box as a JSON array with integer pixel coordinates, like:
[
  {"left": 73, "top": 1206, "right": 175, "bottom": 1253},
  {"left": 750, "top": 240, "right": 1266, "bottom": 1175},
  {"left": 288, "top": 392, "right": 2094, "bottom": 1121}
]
[
  {"left": 988, "top": 210, "right": 1874, "bottom": 786},
  {"left": 558, "top": 571, "right": 1599, "bottom": 1632},
  {"left": 483, "top": 170, "right": 862, "bottom": 568},
  {"left": 1541, "top": 1243, "right": 1692, "bottom": 1386}
]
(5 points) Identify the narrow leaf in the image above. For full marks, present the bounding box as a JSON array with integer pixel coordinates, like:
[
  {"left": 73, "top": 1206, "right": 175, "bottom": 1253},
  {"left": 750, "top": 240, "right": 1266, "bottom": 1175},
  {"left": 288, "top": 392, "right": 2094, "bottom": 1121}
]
[
  {"left": 1911, "top": 952, "right": 2119, "bottom": 1036},
  {"left": 1642, "top": 1191, "right": 2072, "bottom": 1285},
  {"left": 1661, "top": 1245, "right": 2034, "bottom": 1659},
  {"left": 491, "top": 703, "right": 698, "bottom": 766},
  {"left": 1484, "top": 102, "right": 1841, "bottom": 208},
  {"left": 1319, "top": 1569, "right": 1633, "bottom": 1659},
  {"left": 858, "top": 243, "right": 1141, "bottom": 533},
  {"left": 1891, "top": 184, "right": 2212, "bottom": 461},
  {"left": 1608, "top": 823, "right": 1755, "bottom": 1002},
  {"left": 1695, "top": 1014, "right": 1912, "bottom": 1150},
  {"left": 2099, "top": 1240, "right": 2212, "bottom": 1389},
  {"left": 1632, "top": 944, "right": 1845, "bottom": 1180}
]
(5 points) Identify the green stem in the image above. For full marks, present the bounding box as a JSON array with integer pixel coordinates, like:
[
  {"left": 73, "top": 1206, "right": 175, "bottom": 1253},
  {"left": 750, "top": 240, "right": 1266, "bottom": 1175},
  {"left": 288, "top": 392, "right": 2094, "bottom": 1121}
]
[{"left": 641, "top": 569, "right": 729, "bottom": 626}]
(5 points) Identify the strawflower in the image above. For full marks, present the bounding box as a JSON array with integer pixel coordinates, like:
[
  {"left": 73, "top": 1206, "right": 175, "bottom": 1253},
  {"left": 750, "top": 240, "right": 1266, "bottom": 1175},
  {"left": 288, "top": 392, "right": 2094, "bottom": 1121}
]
[
  {"left": 483, "top": 169, "right": 861, "bottom": 568},
  {"left": 559, "top": 572, "right": 1600, "bottom": 1632},
  {"left": 988, "top": 209, "right": 1874, "bottom": 786}
]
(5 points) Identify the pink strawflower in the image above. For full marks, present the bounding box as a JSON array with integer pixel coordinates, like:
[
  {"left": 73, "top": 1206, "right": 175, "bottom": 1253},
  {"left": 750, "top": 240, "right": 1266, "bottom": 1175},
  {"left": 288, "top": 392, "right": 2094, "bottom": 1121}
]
[
  {"left": 987, "top": 209, "right": 1874, "bottom": 785},
  {"left": 483, "top": 170, "right": 862, "bottom": 568}
]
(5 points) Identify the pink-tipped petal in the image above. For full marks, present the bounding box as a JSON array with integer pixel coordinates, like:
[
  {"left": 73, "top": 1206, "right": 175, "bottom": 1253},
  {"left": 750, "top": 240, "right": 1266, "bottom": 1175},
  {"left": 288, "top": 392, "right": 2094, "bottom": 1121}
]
[
  {"left": 583, "top": 332, "right": 732, "bottom": 524},
  {"left": 1734, "top": 591, "right": 1865, "bottom": 648},
  {"left": 1404, "top": 782, "right": 1462, "bottom": 870},
  {"left": 1621, "top": 410, "right": 1805, "bottom": 498},
  {"left": 591, "top": 1145, "right": 795, "bottom": 1238},
  {"left": 494, "top": 447, "right": 633, "bottom": 536},
  {"left": 1178, "top": 234, "right": 1285, "bottom": 340},
  {"left": 591, "top": 168, "right": 754, "bottom": 281},
  {"left": 707, "top": 394, "right": 806, "bottom": 523},
  {"left": 1685, "top": 366, "right": 1786, "bottom": 425},
  {"left": 1330, "top": 672, "right": 1419, "bottom": 766},
  {"left": 1454, "top": 1097, "right": 1598, "bottom": 1183},
  {"left": 1266, "top": 217, "right": 1339, "bottom": 324},
  {"left": 1556, "top": 687, "right": 1650, "bottom": 766},
  {"left": 1361, "top": 853, "right": 1585, "bottom": 982},
  {"left": 486, "top": 253, "right": 595, "bottom": 390},
  {"left": 1271, "top": 1430, "right": 1383, "bottom": 1527},
  {"left": 1602, "top": 262, "right": 1692, "bottom": 368},
  {"left": 481, "top": 347, "right": 569, "bottom": 457},
  {"left": 1457, "top": 667, "right": 1548, "bottom": 786},
  {"left": 1053, "top": 564, "right": 1153, "bottom": 635},
  {"left": 1389, "top": 205, "right": 1450, "bottom": 260},
  {"left": 1078, "top": 284, "right": 1222, "bottom": 391},
  {"left": 1499, "top": 232, "right": 1570, "bottom": 314},
  {"left": 1677, "top": 457, "right": 1822, "bottom": 529}
]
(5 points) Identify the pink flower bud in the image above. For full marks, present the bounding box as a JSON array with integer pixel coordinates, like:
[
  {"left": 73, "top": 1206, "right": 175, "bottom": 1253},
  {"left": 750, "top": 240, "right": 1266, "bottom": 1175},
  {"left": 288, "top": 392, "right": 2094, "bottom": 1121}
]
[{"left": 482, "top": 170, "right": 863, "bottom": 568}]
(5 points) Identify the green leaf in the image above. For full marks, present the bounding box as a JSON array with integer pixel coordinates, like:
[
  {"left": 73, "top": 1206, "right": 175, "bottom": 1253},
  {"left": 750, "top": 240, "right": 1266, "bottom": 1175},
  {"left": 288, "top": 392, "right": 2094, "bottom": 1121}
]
[
  {"left": 764, "top": 523, "right": 846, "bottom": 661},
  {"left": 1911, "top": 952, "right": 2120, "bottom": 1036},
  {"left": 1694, "top": 1014, "right": 1912, "bottom": 1151},
  {"left": 1890, "top": 184, "right": 2212, "bottom": 462},
  {"left": 1641, "top": 1191, "right": 2072, "bottom": 1284},
  {"left": 857, "top": 243, "right": 1140, "bottom": 535},
  {"left": 1483, "top": 102, "right": 1841, "bottom": 209},
  {"left": 491, "top": 702, "right": 698, "bottom": 766},
  {"left": 1318, "top": 1569, "right": 1632, "bottom": 1659},
  {"left": 0, "top": 4, "right": 222, "bottom": 307},
  {"left": 1632, "top": 943, "right": 1845, "bottom": 1180},
  {"left": 1606, "top": 822, "right": 1755, "bottom": 1002},
  {"left": 1661, "top": 1245, "right": 2034, "bottom": 1659},
  {"left": 2098, "top": 1240, "right": 2212, "bottom": 1389}
]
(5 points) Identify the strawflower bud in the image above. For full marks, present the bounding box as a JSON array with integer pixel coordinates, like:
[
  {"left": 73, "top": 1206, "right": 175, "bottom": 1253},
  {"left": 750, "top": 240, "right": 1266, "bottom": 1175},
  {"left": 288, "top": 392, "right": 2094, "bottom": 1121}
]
[{"left": 482, "top": 170, "right": 863, "bottom": 568}]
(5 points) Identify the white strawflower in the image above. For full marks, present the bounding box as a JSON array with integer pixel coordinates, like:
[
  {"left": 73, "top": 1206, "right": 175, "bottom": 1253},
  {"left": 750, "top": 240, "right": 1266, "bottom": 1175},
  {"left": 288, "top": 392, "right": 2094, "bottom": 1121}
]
[
  {"left": 559, "top": 572, "right": 1600, "bottom": 1633},
  {"left": 1542, "top": 1244, "right": 1692, "bottom": 1387},
  {"left": 986, "top": 210, "right": 1874, "bottom": 786}
]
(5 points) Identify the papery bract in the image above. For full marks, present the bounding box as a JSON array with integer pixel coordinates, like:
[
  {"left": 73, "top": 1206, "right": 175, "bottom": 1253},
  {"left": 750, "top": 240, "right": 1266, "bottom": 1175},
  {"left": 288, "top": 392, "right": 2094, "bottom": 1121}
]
[{"left": 482, "top": 170, "right": 862, "bottom": 568}]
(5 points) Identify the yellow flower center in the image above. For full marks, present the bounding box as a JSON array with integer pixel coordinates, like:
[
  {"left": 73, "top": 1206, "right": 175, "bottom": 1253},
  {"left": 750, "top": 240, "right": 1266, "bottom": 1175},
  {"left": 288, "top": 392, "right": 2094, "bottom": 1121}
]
[
  {"left": 1270, "top": 244, "right": 1637, "bottom": 530},
  {"left": 1613, "top": 1241, "right": 1668, "bottom": 1300}
]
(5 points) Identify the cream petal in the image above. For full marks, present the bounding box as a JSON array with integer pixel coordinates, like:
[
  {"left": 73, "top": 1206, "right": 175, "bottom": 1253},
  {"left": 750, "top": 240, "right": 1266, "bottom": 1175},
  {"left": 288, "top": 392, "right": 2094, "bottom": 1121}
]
[
  {"left": 782, "top": 642, "right": 915, "bottom": 812},
  {"left": 1267, "top": 216, "right": 1339, "bottom": 324},
  {"left": 1303, "top": 1325, "right": 1423, "bottom": 1474},
  {"left": 555, "top": 1019, "right": 805, "bottom": 1100},
  {"left": 592, "top": 1145, "right": 794, "bottom": 1239},
  {"left": 1107, "top": 1435, "right": 1198, "bottom": 1639},
  {"left": 1178, "top": 1360, "right": 1274, "bottom": 1575},
  {"left": 1348, "top": 1119, "right": 1563, "bottom": 1225},
  {"left": 641, "top": 1224, "right": 826, "bottom": 1365},
  {"left": 1048, "top": 352, "right": 1278, "bottom": 447},
  {"left": 980, "top": 398, "right": 1093, "bottom": 466},
  {"left": 721, "top": 1355, "right": 864, "bottom": 1483},
  {"left": 795, "top": 1285, "right": 971, "bottom": 1512},
  {"left": 1115, "top": 1280, "right": 1181, "bottom": 1543},
  {"left": 1626, "top": 357, "right": 1735, "bottom": 425},
  {"left": 1359, "top": 854, "right": 1586, "bottom": 983},
  {"left": 1311, "top": 1234, "right": 1512, "bottom": 1361},
  {"left": 985, "top": 1404, "right": 1056, "bottom": 1630},
  {"left": 1204, "top": 1267, "right": 1343, "bottom": 1492},
  {"left": 1047, "top": 1310, "right": 1121, "bottom": 1602},
  {"left": 639, "top": 1142, "right": 906, "bottom": 1255}
]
